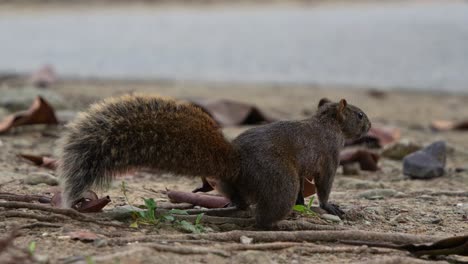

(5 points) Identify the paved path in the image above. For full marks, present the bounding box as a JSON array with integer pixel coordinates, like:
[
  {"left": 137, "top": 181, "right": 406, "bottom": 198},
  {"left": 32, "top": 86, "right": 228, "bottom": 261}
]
[{"left": 1, "top": 2, "right": 468, "bottom": 91}]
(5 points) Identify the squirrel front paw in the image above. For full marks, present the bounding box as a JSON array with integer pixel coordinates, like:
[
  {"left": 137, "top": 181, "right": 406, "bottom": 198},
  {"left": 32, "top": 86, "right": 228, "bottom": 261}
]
[{"left": 320, "top": 203, "right": 344, "bottom": 218}]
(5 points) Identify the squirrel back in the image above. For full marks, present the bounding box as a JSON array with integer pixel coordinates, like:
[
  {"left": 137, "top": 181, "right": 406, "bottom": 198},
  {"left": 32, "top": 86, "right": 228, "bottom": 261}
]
[{"left": 58, "top": 95, "right": 237, "bottom": 207}]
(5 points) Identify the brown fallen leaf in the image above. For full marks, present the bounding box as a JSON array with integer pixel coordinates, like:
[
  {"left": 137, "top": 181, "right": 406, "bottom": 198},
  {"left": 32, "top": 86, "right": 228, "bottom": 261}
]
[
  {"left": 340, "top": 149, "right": 380, "bottom": 171},
  {"left": 0, "top": 96, "right": 58, "bottom": 134},
  {"left": 431, "top": 120, "right": 468, "bottom": 131},
  {"left": 346, "top": 126, "right": 400, "bottom": 148},
  {"left": 186, "top": 98, "right": 276, "bottom": 126},
  {"left": 67, "top": 230, "right": 99, "bottom": 242},
  {"left": 51, "top": 191, "right": 111, "bottom": 213},
  {"left": 18, "top": 154, "right": 58, "bottom": 170},
  {"left": 303, "top": 178, "right": 316, "bottom": 197},
  {"left": 167, "top": 190, "right": 230, "bottom": 208}
]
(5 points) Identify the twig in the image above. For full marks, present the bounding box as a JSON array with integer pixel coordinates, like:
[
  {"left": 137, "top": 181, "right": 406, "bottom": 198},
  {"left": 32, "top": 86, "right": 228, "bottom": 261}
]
[
  {"left": 108, "top": 230, "right": 442, "bottom": 246},
  {"left": 0, "top": 201, "right": 124, "bottom": 228},
  {"left": 19, "top": 222, "right": 63, "bottom": 229}
]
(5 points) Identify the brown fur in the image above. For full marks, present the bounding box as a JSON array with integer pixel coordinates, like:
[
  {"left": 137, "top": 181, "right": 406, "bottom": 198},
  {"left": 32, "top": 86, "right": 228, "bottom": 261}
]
[{"left": 58, "top": 95, "right": 371, "bottom": 228}]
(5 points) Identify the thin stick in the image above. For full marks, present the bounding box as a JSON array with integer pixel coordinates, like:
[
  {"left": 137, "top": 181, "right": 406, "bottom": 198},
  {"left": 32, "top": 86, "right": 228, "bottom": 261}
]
[{"left": 19, "top": 222, "right": 63, "bottom": 229}]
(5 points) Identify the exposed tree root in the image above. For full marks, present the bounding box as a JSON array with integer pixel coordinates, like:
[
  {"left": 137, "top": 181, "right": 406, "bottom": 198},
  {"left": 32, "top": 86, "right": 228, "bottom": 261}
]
[
  {"left": 108, "top": 230, "right": 441, "bottom": 246},
  {"left": 0, "top": 201, "right": 124, "bottom": 227}
]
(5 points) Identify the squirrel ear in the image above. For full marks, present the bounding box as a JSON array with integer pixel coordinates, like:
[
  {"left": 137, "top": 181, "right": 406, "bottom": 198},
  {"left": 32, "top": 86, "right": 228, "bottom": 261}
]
[
  {"left": 318, "top": 98, "right": 331, "bottom": 108},
  {"left": 338, "top": 99, "right": 347, "bottom": 115}
]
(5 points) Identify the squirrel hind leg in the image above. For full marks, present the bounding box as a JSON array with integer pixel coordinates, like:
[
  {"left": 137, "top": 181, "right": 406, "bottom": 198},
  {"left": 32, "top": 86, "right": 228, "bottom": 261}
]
[{"left": 254, "top": 180, "right": 298, "bottom": 229}]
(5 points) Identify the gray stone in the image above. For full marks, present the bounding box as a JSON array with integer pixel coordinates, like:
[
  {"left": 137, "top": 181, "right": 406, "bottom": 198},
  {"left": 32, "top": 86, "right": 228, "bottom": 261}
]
[
  {"left": 359, "top": 189, "right": 398, "bottom": 200},
  {"left": 23, "top": 172, "right": 59, "bottom": 186},
  {"left": 0, "top": 86, "right": 67, "bottom": 111},
  {"left": 321, "top": 213, "right": 342, "bottom": 223},
  {"left": 382, "top": 139, "right": 421, "bottom": 160},
  {"left": 403, "top": 141, "right": 446, "bottom": 179}
]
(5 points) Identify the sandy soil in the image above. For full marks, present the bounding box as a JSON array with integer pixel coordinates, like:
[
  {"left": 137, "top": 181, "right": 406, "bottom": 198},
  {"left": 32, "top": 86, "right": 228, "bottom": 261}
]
[{"left": 0, "top": 79, "right": 467, "bottom": 263}]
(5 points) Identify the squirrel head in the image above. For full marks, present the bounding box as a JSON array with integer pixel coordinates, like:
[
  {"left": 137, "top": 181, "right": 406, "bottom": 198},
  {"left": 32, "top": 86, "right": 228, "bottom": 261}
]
[{"left": 317, "top": 98, "right": 371, "bottom": 139}]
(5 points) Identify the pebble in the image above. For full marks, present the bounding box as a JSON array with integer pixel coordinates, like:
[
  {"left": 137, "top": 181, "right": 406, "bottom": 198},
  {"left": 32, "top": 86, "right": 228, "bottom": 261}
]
[
  {"left": 240, "top": 235, "right": 253, "bottom": 245},
  {"left": 359, "top": 189, "right": 398, "bottom": 200},
  {"left": 321, "top": 213, "right": 342, "bottom": 223},
  {"left": 382, "top": 139, "right": 421, "bottom": 160},
  {"left": 403, "top": 141, "right": 446, "bottom": 179},
  {"left": 23, "top": 172, "right": 59, "bottom": 186}
]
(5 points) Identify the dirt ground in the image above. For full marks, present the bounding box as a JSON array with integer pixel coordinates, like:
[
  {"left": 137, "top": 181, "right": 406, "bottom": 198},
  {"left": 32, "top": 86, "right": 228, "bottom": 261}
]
[{"left": 0, "top": 79, "right": 467, "bottom": 263}]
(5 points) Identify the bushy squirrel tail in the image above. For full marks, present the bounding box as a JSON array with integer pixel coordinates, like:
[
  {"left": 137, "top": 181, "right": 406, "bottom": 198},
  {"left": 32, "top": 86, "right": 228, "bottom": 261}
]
[{"left": 58, "top": 95, "right": 237, "bottom": 207}]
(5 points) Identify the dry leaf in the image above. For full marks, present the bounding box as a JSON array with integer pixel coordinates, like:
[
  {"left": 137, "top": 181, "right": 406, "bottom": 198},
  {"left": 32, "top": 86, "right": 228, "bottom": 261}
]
[
  {"left": 167, "top": 190, "right": 230, "bottom": 208},
  {"left": 18, "top": 154, "right": 58, "bottom": 170},
  {"left": 346, "top": 126, "right": 400, "bottom": 148},
  {"left": 187, "top": 98, "right": 276, "bottom": 126},
  {"left": 303, "top": 178, "right": 316, "bottom": 197},
  {"left": 67, "top": 230, "right": 99, "bottom": 242},
  {"left": 0, "top": 96, "right": 58, "bottom": 134},
  {"left": 431, "top": 120, "right": 468, "bottom": 131},
  {"left": 340, "top": 149, "right": 380, "bottom": 171},
  {"left": 51, "top": 190, "right": 111, "bottom": 213}
]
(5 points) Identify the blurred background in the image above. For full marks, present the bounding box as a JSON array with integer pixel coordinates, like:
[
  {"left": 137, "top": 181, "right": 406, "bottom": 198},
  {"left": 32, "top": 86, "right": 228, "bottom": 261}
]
[{"left": 1, "top": 0, "right": 467, "bottom": 92}]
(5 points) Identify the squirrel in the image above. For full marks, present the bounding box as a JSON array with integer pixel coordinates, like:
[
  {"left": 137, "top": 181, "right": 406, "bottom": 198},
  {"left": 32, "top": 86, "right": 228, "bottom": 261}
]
[{"left": 58, "top": 94, "right": 371, "bottom": 227}]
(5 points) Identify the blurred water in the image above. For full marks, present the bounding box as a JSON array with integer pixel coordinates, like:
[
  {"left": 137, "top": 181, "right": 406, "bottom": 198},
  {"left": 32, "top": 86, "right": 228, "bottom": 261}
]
[{"left": 1, "top": 2, "right": 468, "bottom": 91}]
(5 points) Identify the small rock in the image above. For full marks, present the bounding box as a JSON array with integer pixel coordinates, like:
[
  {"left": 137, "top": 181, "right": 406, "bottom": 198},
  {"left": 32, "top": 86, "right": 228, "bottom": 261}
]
[
  {"left": 403, "top": 141, "right": 446, "bottom": 179},
  {"left": 34, "top": 254, "right": 49, "bottom": 264},
  {"left": 23, "top": 172, "right": 59, "bottom": 186},
  {"left": 359, "top": 189, "right": 398, "bottom": 200},
  {"left": 321, "top": 214, "right": 342, "bottom": 223},
  {"left": 456, "top": 203, "right": 468, "bottom": 215},
  {"left": 240, "top": 235, "right": 253, "bottom": 245},
  {"left": 381, "top": 139, "right": 421, "bottom": 160}
]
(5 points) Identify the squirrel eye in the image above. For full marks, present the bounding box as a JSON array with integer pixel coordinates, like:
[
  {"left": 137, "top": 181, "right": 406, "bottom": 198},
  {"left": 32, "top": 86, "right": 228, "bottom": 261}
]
[{"left": 357, "top": 112, "right": 364, "bottom": 120}]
